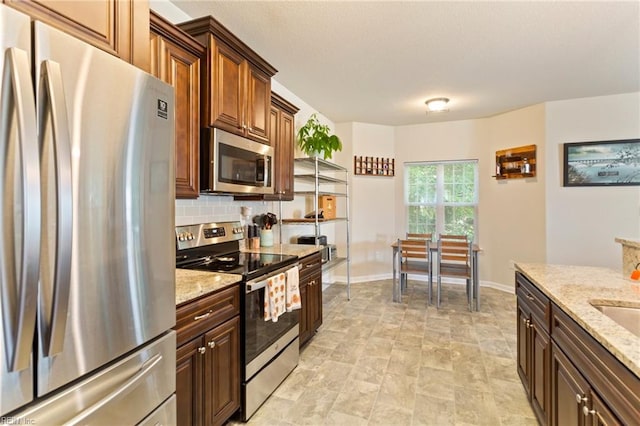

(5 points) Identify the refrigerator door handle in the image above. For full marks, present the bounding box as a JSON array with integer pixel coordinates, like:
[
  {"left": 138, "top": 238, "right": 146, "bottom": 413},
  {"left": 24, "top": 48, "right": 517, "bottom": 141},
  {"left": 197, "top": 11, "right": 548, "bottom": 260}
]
[
  {"left": 0, "top": 47, "right": 40, "bottom": 372},
  {"left": 62, "top": 354, "right": 163, "bottom": 425},
  {"left": 37, "top": 59, "right": 72, "bottom": 357}
]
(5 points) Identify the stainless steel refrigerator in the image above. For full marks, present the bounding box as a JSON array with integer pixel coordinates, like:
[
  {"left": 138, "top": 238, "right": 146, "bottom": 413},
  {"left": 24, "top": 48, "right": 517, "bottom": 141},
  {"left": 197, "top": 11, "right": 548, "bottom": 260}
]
[{"left": 1, "top": 4, "right": 177, "bottom": 424}]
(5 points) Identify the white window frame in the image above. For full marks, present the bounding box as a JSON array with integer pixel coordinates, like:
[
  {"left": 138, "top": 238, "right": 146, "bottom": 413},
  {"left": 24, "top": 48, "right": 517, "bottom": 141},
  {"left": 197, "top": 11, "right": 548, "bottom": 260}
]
[{"left": 404, "top": 159, "right": 479, "bottom": 241}]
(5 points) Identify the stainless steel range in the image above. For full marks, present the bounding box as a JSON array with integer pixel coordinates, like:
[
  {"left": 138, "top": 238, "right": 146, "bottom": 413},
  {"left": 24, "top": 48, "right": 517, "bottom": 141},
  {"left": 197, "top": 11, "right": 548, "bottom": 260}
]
[{"left": 176, "top": 221, "right": 300, "bottom": 421}]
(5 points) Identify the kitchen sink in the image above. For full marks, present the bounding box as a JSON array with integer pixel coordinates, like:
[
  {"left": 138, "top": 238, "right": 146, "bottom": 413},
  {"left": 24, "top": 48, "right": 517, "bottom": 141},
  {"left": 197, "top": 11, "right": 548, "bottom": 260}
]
[{"left": 590, "top": 303, "right": 640, "bottom": 337}]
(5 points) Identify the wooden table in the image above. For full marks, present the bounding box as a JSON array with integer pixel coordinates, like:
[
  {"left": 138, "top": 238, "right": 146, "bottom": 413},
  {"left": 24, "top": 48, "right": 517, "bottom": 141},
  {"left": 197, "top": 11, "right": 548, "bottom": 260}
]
[{"left": 391, "top": 242, "right": 481, "bottom": 311}]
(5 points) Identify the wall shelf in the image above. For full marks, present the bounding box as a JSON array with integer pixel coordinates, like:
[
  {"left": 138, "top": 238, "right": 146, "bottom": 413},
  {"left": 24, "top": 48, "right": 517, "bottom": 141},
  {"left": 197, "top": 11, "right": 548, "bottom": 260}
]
[
  {"left": 354, "top": 156, "right": 395, "bottom": 176},
  {"left": 493, "top": 144, "right": 537, "bottom": 179}
]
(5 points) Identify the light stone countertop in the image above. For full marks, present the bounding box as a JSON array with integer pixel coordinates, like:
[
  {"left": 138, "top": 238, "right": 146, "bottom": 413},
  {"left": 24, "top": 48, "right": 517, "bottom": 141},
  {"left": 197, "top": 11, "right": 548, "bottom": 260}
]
[
  {"left": 515, "top": 263, "right": 640, "bottom": 377},
  {"left": 175, "top": 269, "right": 242, "bottom": 306},
  {"left": 241, "top": 243, "right": 323, "bottom": 258},
  {"left": 615, "top": 237, "right": 640, "bottom": 249},
  {"left": 176, "top": 244, "right": 321, "bottom": 306}
]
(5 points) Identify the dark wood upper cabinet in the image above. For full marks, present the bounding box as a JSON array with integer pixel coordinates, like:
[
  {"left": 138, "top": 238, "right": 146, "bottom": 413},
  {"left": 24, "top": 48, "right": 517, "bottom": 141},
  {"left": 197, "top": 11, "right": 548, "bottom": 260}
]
[
  {"left": 270, "top": 93, "right": 299, "bottom": 200},
  {"left": 178, "top": 16, "right": 277, "bottom": 145},
  {"left": 150, "top": 11, "right": 204, "bottom": 199},
  {"left": 4, "top": 0, "right": 150, "bottom": 70}
]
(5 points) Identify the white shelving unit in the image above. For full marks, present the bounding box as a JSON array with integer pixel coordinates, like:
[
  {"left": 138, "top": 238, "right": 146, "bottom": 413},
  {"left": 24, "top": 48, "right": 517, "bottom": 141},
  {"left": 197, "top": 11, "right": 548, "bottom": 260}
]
[{"left": 280, "top": 157, "right": 351, "bottom": 299}]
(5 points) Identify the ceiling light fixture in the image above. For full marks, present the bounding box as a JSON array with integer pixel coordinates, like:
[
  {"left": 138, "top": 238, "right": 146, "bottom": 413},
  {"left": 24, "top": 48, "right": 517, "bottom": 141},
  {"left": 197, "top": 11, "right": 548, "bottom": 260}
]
[{"left": 425, "top": 97, "right": 450, "bottom": 113}]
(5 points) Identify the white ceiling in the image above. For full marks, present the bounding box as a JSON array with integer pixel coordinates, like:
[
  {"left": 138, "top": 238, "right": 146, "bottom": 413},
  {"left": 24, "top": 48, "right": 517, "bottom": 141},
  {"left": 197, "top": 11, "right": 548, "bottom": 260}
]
[{"left": 172, "top": 1, "right": 640, "bottom": 126}]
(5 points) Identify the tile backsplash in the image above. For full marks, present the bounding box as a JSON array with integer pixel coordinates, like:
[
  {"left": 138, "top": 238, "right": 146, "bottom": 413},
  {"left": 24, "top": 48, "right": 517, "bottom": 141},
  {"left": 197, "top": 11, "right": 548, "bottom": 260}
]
[{"left": 175, "top": 195, "right": 274, "bottom": 226}]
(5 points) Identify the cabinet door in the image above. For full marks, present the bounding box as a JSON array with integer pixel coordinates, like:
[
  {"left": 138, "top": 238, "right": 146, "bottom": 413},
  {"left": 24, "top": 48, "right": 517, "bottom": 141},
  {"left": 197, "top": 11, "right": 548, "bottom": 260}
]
[
  {"left": 204, "top": 317, "right": 240, "bottom": 426},
  {"left": 589, "top": 392, "right": 622, "bottom": 426},
  {"left": 176, "top": 338, "right": 205, "bottom": 426},
  {"left": 209, "top": 38, "right": 244, "bottom": 132},
  {"left": 531, "top": 318, "right": 550, "bottom": 425},
  {"left": 245, "top": 65, "right": 271, "bottom": 143},
  {"left": 516, "top": 301, "right": 531, "bottom": 392},
  {"left": 268, "top": 106, "right": 295, "bottom": 200},
  {"left": 309, "top": 271, "right": 323, "bottom": 332},
  {"left": 277, "top": 109, "right": 295, "bottom": 199},
  {"left": 551, "top": 343, "right": 588, "bottom": 426},
  {"left": 298, "top": 280, "right": 311, "bottom": 347},
  {"left": 153, "top": 35, "right": 201, "bottom": 199},
  {"left": 4, "top": 0, "right": 149, "bottom": 70}
]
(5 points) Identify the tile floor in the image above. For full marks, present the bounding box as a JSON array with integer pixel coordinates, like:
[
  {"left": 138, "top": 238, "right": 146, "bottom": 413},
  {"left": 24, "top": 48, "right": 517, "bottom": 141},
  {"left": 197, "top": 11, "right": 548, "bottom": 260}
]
[{"left": 236, "top": 279, "right": 537, "bottom": 425}]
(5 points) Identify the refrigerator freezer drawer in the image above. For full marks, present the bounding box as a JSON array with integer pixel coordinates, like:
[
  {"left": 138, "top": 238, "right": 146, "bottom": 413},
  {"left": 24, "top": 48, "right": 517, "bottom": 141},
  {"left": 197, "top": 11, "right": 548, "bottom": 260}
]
[
  {"left": 139, "top": 394, "right": 176, "bottom": 426},
  {"left": 12, "top": 331, "right": 176, "bottom": 425}
]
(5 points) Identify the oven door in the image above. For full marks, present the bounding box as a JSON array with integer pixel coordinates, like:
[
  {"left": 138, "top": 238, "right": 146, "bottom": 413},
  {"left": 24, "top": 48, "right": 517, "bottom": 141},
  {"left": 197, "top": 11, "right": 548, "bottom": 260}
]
[
  {"left": 243, "top": 267, "right": 299, "bottom": 380},
  {"left": 202, "top": 127, "right": 274, "bottom": 194}
]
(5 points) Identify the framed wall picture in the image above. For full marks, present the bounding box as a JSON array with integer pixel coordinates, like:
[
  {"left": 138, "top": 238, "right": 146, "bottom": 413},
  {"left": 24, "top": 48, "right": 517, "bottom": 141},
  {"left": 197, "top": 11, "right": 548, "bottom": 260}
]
[{"left": 563, "top": 139, "right": 640, "bottom": 187}]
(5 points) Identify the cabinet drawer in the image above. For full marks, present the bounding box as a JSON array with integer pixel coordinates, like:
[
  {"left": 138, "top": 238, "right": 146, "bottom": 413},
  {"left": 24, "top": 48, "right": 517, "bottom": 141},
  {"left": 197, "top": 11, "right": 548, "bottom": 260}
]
[
  {"left": 516, "top": 272, "right": 550, "bottom": 331},
  {"left": 299, "top": 252, "right": 322, "bottom": 280},
  {"left": 176, "top": 285, "right": 240, "bottom": 347}
]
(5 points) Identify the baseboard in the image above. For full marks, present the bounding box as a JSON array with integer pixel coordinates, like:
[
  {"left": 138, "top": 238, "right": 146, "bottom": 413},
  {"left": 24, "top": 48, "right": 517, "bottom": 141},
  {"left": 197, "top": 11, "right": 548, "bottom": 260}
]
[{"left": 325, "top": 273, "right": 514, "bottom": 294}]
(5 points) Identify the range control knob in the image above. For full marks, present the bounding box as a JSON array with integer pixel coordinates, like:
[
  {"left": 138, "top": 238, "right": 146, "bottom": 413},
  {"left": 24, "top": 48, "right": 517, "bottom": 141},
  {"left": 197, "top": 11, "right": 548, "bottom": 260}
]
[{"left": 178, "top": 233, "right": 185, "bottom": 241}]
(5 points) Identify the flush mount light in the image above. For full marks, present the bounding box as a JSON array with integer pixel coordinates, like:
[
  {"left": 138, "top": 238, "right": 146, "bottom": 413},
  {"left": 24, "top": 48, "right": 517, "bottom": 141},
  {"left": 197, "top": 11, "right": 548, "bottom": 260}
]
[{"left": 425, "top": 97, "right": 450, "bottom": 113}]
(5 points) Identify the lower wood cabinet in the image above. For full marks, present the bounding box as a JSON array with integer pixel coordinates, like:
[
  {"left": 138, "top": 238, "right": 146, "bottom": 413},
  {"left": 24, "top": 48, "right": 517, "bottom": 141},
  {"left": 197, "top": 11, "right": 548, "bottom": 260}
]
[
  {"left": 176, "top": 285, "right": 241, "bottom": 426},
  {"left": 516, "top": 272, "right": 639, "bottom": 426},
  {"left": 299, "top": 252, "right": 323, "bottom": 347},
  {"left": 550, "top": 341, "right": 590, "bottom": 426},
  {"left": 516, "top": 272, "right": 551, "bottom": 425}
]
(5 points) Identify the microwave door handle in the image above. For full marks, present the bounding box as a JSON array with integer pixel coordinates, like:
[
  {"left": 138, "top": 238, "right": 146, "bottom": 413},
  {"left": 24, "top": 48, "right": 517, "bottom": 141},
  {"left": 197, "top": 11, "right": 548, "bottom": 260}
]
[
  {"left": 0, "top": 48, "right": 40, "bottom": 372},
  {"left": 263, "top": 155, "right": 269, "bottom": 187},
  {"left": 38, "top": 60, "right": 73, "bottom": 357}
]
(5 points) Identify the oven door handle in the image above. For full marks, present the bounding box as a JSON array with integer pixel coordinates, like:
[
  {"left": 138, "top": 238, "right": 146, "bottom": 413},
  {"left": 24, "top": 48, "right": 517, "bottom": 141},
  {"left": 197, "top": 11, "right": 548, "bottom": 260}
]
[{"left": 246, "top": 263, "right": 299, "bottom": 293}]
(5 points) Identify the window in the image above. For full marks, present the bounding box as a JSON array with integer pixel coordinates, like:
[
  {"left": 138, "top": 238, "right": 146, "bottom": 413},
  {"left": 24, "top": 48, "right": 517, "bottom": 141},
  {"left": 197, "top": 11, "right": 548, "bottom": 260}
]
[{"left": 405, "top": 160, "right": 478, "bottom": 240}]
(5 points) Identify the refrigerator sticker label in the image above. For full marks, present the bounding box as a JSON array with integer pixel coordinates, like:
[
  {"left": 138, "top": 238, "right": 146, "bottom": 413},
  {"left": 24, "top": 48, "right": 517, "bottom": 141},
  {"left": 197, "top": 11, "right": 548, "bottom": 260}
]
[{"left": 157, "top": 99, "right": 168, "bottom": 119}]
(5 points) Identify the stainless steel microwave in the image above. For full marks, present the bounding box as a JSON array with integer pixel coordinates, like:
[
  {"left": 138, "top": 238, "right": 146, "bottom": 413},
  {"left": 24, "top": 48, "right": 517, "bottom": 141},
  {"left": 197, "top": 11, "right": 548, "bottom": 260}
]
[{"left": 201, "top": 128, "right": 274, "bottom": 194}]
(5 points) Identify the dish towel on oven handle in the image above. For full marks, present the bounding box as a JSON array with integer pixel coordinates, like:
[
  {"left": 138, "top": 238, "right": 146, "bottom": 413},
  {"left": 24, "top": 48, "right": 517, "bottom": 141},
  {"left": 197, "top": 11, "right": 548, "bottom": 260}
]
[
  {"left": 264, "top": 272, "right": 286, "bottom": 322},
  {"left": 286, "top": 265, "right": 301, "bottom": 312}
]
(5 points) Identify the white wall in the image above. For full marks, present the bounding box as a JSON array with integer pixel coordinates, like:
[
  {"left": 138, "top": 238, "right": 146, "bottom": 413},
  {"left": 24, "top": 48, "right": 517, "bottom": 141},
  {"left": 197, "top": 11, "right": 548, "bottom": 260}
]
[
  {"left": 545, "top": 92, "right": 640, "bottom": 270},
  {"left": 481, "top": 104, "right": 547, "bottom": 286},
  {"left": 334, "top": 123, "right": 395, "bottom": 281},
  {"left": 393, "top": 106, "right": 547, "bottom": 288}
]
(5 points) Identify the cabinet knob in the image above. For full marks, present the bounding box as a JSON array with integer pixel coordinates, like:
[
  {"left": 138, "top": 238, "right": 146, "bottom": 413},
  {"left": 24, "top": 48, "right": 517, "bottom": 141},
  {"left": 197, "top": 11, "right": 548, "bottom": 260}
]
[
  {"left": 208, "top": 340, "right": 216, "bottom": 349},
  {"left": 582, "top": 406, "right": 596, "bottom": 417},
  {"left": 198, "top": 347, "right": 206, "bottom": 354},
  {"left": 575, "top": 394, "right": 588, "bottom": 404}
]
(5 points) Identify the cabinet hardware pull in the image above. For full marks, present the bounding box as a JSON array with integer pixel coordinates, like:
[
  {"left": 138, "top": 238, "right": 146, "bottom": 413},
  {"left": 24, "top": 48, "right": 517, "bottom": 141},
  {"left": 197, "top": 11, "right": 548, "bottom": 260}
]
[
  {"left": 526, "top": 294, "right": 535, "bottom": 301},
  {"left": 575, "top": 394, "right": 588, "bottom": 404},
  {"left": 583, "top": 406, "right": 596, "bottom": 416},
  {"left": 208, "top": 340, "right": 216, "bottom": 348},
  {"left": 194, "top": 310, "right": 213, "bottom": 321},
  {"left": 198, "top": 347, "right": 206, "bottom": 354}
]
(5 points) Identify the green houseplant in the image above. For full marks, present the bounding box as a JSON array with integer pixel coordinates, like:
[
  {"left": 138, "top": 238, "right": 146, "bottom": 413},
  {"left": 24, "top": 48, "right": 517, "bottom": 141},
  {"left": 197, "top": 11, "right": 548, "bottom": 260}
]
[{"left": 297, "top": 113, "right": 343, "bottom": 160}]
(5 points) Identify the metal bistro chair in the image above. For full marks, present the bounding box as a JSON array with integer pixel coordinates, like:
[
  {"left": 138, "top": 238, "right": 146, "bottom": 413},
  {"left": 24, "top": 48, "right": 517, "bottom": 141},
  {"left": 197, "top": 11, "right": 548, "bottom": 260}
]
[
  {"left": 397, "top": 238, "right": 432, "bottom": 303},
  {"left": 436, "top": 235, "right": 473, "bottom": 311}
]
